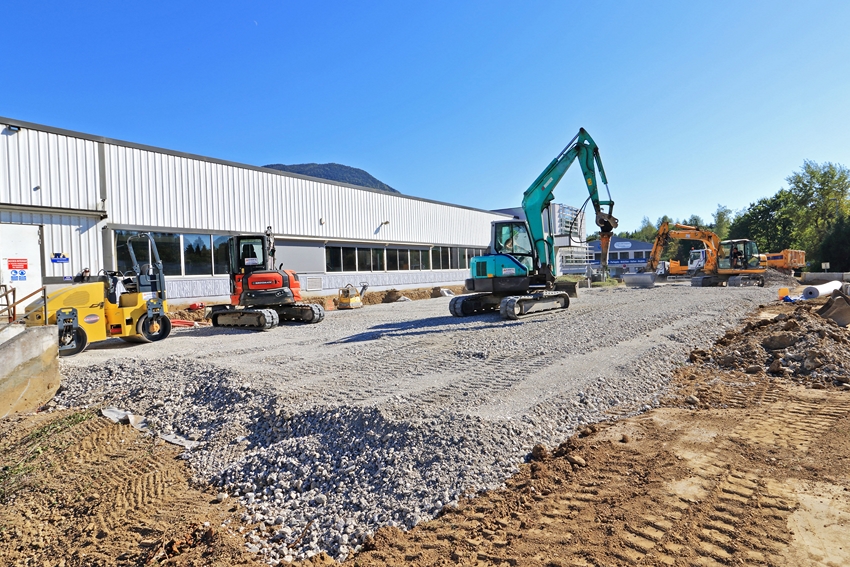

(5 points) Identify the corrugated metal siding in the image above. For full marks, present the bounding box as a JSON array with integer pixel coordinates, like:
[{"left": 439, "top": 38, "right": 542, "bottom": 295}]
[
  {"left": 0, "top": 212, "right": 103, "bottom": 278},
  {"left": 0, "top": 128, "right": 99, "bottom": 210},
  {"left": 105, "top": 144, "right": 501, "bottom": 247}
]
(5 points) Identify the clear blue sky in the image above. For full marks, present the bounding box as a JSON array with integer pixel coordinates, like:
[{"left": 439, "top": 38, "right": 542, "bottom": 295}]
[{"left": 3, "top": 2, "right": 849, "bottom": 232}]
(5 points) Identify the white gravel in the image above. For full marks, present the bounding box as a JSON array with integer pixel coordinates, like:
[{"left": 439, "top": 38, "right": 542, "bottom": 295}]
[{"left": 57, "top": 283, "right": 776, "bottom": 563}]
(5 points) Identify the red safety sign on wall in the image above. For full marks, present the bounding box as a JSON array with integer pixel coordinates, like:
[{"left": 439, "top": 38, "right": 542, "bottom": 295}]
[{"left": 7, "top": 259, "right": 28, "bottom": 270}]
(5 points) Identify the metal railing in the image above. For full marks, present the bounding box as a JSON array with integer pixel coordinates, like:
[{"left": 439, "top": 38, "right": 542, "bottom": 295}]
[{"left": 0, "top": 286, "right": 48, "bottom": 331}]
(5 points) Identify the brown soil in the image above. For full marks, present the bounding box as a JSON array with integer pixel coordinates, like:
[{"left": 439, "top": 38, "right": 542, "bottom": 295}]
[
  {"left": 3, "top": 299, "right": 848, "bottom": 567},
  {"left": 311, "top": 285, "right": 467, "bottom": 308},
  {"left": 0, "top": 409, "right": 260, "bottom": 567},
  {"left": 343, "top": 301, "right": 850, "bottom": 567}
]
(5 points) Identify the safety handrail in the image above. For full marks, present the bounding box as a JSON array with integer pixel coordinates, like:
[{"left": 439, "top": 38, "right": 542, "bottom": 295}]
[{"left": 0, "top": 286, "right": 48, "bottom": 330}]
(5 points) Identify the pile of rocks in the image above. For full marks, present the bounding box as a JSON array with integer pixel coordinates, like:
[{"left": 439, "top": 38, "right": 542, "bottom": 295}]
[{"left": 690, "top": 303, "right": 850, "bottom": 390}]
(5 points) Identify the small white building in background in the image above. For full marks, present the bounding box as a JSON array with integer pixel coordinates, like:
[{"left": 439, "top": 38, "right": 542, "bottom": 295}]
[
  {"left": 492, "top": 203, "right": 591, "bottom": 275},
  {"left": 0, "top": 116, "right": 511, "bottom": 304}
]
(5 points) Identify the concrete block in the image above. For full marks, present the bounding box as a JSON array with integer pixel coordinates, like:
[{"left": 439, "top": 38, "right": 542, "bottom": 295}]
[
  {"left": 0, "top": 325, "right": 60, "bottom": 418},
  {"left": 802, "top": 272, "right": 850, "bottom": 284}
]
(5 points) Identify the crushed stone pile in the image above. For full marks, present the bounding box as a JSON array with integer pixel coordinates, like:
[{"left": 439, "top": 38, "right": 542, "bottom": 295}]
[
  {"left": 689, "top": 302, "right": 850, "bottom": 390},
  {"left": 763, "top": 267, "right": 800, "bottom": 287}
]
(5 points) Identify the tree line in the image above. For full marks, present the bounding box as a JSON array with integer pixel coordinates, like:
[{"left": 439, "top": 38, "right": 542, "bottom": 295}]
[{"left": 602, "top": 160, "right": 850, "bottom": 271}]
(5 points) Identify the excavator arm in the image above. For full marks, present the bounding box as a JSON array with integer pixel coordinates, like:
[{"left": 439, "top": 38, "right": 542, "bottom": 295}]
[
  {"left": 520, "top": 128, "right": 618, "bottom": 275},
  {"left": 640, "top": 222, "right": 721, "bottom": 276}
]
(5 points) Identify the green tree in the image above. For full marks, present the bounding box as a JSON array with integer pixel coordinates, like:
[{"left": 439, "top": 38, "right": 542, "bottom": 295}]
[
  {"left": 728, "top": 189, "right": 796, "bottom": 253},
  {"left": 817, "top": 213, "right": 850, "bottom": 271},
  {"left": 711, "top": 205, "right": 733, "bottom": 240},
  {"left": 785, "top": 160, "right": 850, "bottom": 252}
]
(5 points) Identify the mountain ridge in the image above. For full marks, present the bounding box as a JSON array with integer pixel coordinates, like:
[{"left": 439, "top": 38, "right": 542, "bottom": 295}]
[{"left": 262, "top": 162, "right": 399, "bottom": 194}]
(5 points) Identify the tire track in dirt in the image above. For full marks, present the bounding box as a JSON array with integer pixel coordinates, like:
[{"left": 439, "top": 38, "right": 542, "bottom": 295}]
[
  {"left": 346, "top": 374, "right": 850, "bottom": 567},
  {"left": 0, "top": 412, "right": 257, "bottom": 567}
]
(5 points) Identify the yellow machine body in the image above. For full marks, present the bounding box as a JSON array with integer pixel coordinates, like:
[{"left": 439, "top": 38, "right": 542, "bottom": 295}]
[
  {"left": 337, "top": 284, "right": 363, "bottom": 309},
  {"left": 24, "top": 281, "right": 169, "bottom": 350}
]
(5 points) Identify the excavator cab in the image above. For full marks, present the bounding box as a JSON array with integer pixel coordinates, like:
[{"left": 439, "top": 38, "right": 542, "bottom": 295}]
[{"left": 718, "top": 239, "right": 763, "bottom": 270}]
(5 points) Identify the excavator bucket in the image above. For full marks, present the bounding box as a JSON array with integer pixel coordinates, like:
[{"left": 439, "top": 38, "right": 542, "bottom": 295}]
[
  {"left": 817, "top": 289, "right": 850, "bottom": 327},
  {"left": 622, "top": 272, "right": 657, "bottom": 288}
]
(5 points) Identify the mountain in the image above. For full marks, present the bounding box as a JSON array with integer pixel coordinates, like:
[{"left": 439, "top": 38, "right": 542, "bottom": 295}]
[{"left": 262, "top": 163, "right": 400, "bottom": 194}]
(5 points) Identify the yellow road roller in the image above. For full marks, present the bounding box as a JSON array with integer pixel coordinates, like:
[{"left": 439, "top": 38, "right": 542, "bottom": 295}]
[{"left": 24, "top": 233, "right": 172, "bottom": 356}]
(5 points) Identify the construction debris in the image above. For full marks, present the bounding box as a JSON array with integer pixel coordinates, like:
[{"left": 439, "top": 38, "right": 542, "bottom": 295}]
[
  {"left": 689, "top": 300, "right": 850, "bottom": 389},
  {"left": 818, "top": 289, "right": 850, "bottom": 327}
]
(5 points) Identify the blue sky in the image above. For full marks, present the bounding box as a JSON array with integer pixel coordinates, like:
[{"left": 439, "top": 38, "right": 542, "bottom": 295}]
[{"left": 3, "top": 2, "right": 849, "bottom": 232}]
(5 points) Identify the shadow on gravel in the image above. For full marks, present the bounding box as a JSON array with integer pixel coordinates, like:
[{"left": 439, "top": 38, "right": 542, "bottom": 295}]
[{"left": 328, "top": 315, "right": 518, "bottom": 344}]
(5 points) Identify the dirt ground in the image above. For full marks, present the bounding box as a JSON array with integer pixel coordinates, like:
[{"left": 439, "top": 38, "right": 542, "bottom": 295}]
[
  {"left": 3, "top": 298, "right": 848, "bottom": 566},
  {"left": 166, "top": 286, "right": 467, "bottom": 321},
  {"left": 0, "top": 410, "right": 260, "bottom": 567}
]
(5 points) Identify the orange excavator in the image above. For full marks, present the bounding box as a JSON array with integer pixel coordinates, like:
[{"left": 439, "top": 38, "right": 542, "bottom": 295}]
[
  {"left": 624, "top": 222, "right": 765, "bottom": 287},
  {"left": 207, "top": 227, "right": 324, "bottom": 329},
  {"left": 624, "top": 222, "right": 720, "bottom": 287}
]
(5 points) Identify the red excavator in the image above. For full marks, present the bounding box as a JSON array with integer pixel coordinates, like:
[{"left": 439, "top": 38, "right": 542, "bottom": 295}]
[{"left": 207, "top": 227, "right": 324, "bottom": 329}]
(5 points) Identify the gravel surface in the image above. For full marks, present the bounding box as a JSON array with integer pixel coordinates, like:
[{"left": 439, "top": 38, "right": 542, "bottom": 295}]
[{"left": 57, "top": 283, "right": 776, "bottom": 563}]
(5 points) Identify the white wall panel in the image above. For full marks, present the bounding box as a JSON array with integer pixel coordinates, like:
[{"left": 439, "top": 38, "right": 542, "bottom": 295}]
[
  {"left": 104, "top": 143, "right": 505, "bottom": 247},
  {"left": 1, "top": 127, "right": 99, "bottom": 211},
  {"left": 0, "top": 212, "right": 103, "bottom": 279}
]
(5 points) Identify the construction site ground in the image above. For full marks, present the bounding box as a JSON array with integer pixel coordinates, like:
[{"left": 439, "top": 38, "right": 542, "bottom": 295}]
[{"left": 2, "top": 284, "right": 849, "bottom": 567}]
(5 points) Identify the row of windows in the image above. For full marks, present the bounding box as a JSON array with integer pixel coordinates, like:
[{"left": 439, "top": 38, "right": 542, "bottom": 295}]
[
  {"left": 116, "top": 231, "right": 231, "bottom": 276},
  {"left": 115, "top": 231, "right": 489, "bottom": 277},
  {"left": 593, "top": 251, "right": 650, "bottom": 261},
  {"left": 326, "top": 246, "right": 488, "bottom": 273}
]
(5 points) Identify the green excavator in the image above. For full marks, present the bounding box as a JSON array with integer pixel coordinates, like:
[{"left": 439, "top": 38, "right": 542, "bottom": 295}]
[{"left": 450, "top": 128, "right": 618, "bottom": 320}]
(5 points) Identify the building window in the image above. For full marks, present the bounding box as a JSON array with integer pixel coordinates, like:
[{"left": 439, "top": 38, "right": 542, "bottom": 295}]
[
  {"left": 147, "top": 233, "right": 181, "bottom": 275},
  {"left": 421, "top": 249, "right": 431, "bottom": 270},
  {"left": 115, "top": 230, "right": 144, "bottom": 274},
  {"left": 213, "top": 235, "right": 230, "bottom": 274},
  {"left": 411, "top": 250, "right": 421, "bottom": 270},
  {"left": 183, "top": 234, "right": 213, "bottom": 276},
  {"left": 387, "top": 249, "right": 398, "bottom": 271},
  {"left": 398, "top": 249, "right": 409, "bottom": 270},
  {"left": 594, "top": 253, "right": 602, "bottom": 262},
  {"left": 357, "top": 248, "right": 372, "bottom": 271},
  {"left": 342, "top": 247, "right": 356, "bottom": 272},
  {"left": 371, "top": 248, "right": 384, "bottom": 271},
  {"left": 326, "top": 246, "right": 343, "bottom": 272}
]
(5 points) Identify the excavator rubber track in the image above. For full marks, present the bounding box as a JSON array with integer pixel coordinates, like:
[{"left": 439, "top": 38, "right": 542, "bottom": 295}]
[
  {"left": 499, "top": 291, "right": 570, "bottom": 320},
  {"left": 211, "top": 308, "right": 279, "bottom": 330},
  {"left": 449, "top": 293, "right": 501, "bottom": 317},
  {"left": 276, "top": 303, "right": 325, "bottom": 324}
]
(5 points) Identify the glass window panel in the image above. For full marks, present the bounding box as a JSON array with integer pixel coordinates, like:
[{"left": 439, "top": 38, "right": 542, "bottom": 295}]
[
  {"left": 372, "top": 248, "right": 385, "bottom": 271},
  {"left": 213, "top": 235, "right": 230, "bottom": 275},
  {"left": 410, "top": 250, "right": 421, "bottom": 270},
  {"left": 440, "top": 247, "right": 450, "bottom": 270},
  {"left": 150, "top": 233, "right": 182, "bottom": 276},
  {"left": 326, "top": 246, "right": 342, "bottom": 272},
  {"left": 398, "top": 249, "right": 409, "bottom": 270},
  {"left": 115, "top": 230, "right": 143, "bottom": 274},
  {"left": 183, "top": 234, "right": 212, "bottom": 276},
  {"left": 357, "top": 248, "right": 372, "bottom": 271},
  {"left": 594, "top": 253, "right": 602, "bottom": 261},
  {"left": 342, "top": 247, "right": 357, "bottom": 271},
  {"left": 451, "top": 247, "right": 461, "bottom": 270},
  {"left": 387, "top": 249, "right": 398, "bottom": 271},
  {"left": 422, "top": 248, "right": 431, "bottom": 270}
]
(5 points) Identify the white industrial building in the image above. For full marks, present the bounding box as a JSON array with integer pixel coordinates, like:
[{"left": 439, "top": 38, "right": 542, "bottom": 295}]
[{"left": 0, "top": 116, "right": 512, "bottom": 304}]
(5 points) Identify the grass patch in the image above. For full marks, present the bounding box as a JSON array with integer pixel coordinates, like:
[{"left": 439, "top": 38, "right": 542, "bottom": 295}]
[
  {"left": 0, "top": 409, "right": 96, "bottom": 502},
  {"left": 591, "top": 278, "right": 623, "bottom": 287}
]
